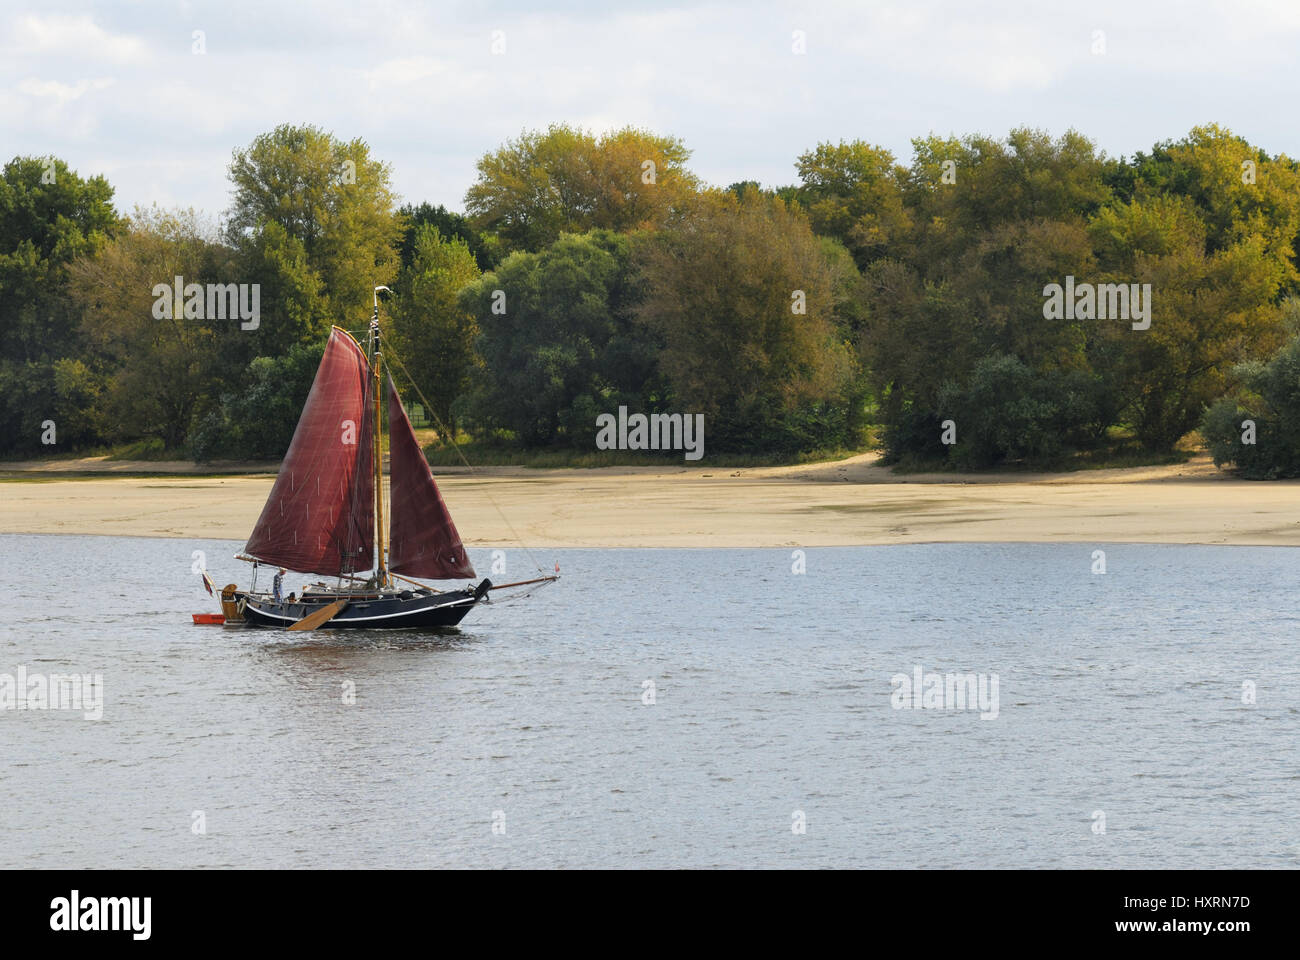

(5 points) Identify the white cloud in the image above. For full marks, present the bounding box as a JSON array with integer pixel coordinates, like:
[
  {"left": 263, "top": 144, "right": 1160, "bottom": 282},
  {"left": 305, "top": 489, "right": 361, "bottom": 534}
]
[
  {"left": 17, "top": 77, "right": 115, "bottom": 104},
  {"left": 7, "top": 13, "right": 144, "bottom": 64},
  {"left": 362, "top": 57, "right": 447, "bottom": 90}
]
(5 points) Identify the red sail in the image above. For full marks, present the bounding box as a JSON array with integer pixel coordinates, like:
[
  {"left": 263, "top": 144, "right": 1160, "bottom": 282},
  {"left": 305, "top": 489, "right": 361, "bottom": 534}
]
[
  {"left": 244, "top": 328, "right": 374, "bottom": 576},
  {"left": 386, "top": 377, "right": 475, "bottom": 579}
]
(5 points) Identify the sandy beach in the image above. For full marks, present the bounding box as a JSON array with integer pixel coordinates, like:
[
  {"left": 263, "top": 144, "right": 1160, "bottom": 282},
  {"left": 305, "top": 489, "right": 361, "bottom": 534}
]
[{"left": 2, "top": 452, "right": 1297, "bottom": 548}]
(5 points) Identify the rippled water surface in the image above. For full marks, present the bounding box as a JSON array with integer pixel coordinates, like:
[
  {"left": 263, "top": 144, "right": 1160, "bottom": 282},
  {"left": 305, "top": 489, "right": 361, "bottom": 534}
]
[{"left": 2, "top": 534, "right": 1297, "bottom": 868}]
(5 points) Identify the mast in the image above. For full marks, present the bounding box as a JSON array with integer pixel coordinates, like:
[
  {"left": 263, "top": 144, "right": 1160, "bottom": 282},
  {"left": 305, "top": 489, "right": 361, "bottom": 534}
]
[{"left": 371, "top": 286, "right": 392, "bottom": 587}]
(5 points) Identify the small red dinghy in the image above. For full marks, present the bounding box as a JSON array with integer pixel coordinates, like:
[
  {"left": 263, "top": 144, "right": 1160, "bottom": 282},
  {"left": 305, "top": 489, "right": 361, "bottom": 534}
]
[{"left": 192, "top": 613, "right": 226, "bottom": 625}]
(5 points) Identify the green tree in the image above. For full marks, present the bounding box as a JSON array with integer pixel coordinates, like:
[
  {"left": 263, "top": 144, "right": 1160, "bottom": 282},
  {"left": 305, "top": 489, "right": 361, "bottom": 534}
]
[
  {"left": 861, "top": 188, "right": 1103, "bottom": 462},
  {"left": 634, "top": 191, "right": 863, "bottom": 452},
  {"left": 238, "top": 221, "right": 326, "bottom": 355},
  {"left": 181, "top": 221, "right": 328, "bottom": 461},
  {"left": 0, "top": 156, "right": 122, "bottom": 454},
  {"left": 1088, "top": 193, "right": 1288, "bottom": 449},
  {"left": 858, "top": 125, "right": 1294, "bottom": 463},
  {"left": 187, "top": 342, "right": 326, "bottom": 461},
  {"left": 388, "top": 225, "right": 481, "bottom": 435},
  {"left": 67, "top": 207, "right": 231, "bottom": 450},
  {"left": 399, "top": 202, "right": 494, "bottom": 271},
  {"left": 1201, "top": 304, "right": 1300, "bottom": 479},
  {"left": 935, "top": 355, "right": 1108, "bottom": 468},
  {"left": 227, "top": 124, "right": 402, "bottom": 328},
  {"left": 459, "top": 230, "right": 659, "bottom": 445},
  {"left": 903, "top": 128, "right": 1111, "bottom": 271},
  {"left": 861, "top": 259, "right": 979, "bottom": 459}
]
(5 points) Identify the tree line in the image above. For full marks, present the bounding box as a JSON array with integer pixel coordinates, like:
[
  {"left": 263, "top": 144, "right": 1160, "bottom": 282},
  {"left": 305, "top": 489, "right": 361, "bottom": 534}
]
[{"left": 2, "top": 122, "right": 1299, "bottom": 474}]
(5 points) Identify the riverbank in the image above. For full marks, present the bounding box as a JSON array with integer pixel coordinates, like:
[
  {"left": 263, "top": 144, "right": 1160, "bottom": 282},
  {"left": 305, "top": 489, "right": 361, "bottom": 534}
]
[{"left": 2, "top": 452, "right": 1297, "bottom": 547}]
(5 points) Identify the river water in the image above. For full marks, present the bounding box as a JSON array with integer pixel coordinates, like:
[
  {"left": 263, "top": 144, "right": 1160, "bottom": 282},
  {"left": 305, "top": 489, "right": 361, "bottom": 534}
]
[{"left": 2, "top": 534, "right": 1297, "bottom": 868}]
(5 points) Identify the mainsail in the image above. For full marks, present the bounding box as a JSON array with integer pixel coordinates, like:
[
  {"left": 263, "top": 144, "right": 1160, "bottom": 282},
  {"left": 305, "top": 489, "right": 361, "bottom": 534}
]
[
  {"left": 386, "top": 376, "right": 475, "bottom": 579},
  {"left": 243, "top": 328, "right": 374, "bottom": 575}
]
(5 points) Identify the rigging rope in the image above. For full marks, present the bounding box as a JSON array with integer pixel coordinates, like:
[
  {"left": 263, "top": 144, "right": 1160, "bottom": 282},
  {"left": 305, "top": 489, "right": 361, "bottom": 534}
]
[{"left": 378, "top": 337, "right": 551, "bottom": 578}]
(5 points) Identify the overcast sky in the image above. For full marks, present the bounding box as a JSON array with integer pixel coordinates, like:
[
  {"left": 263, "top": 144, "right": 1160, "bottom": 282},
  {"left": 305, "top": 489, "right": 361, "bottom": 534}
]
[{"left": 4, "top": 0, "right": 1299, "bottom": 218}]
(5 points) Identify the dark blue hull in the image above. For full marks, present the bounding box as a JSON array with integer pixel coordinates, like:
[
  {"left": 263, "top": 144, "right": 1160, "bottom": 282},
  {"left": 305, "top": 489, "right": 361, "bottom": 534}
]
[{"left": 237, "top": 587, "right": 481, "bottom": 629}]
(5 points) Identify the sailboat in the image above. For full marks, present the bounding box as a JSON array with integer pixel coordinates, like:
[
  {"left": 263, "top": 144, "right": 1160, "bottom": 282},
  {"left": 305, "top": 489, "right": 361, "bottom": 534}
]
[{"left": 218, "top": 291, "right": 551, "bottom": 630}]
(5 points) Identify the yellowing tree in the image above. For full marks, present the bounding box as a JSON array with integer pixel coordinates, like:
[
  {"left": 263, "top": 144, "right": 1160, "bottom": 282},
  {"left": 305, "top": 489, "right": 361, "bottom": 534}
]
[
  {"left": 634, "top": 191, "right": 863, "bottom": 451},
  {"left": 795, "top": 140, "right": 911, "bottom": 268},
  {"left": 465, "top": 124, "right": 698, "bottom": 254},
  {"left": 68, "top": 206, "right": 231, "bottom": 449}
]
